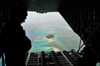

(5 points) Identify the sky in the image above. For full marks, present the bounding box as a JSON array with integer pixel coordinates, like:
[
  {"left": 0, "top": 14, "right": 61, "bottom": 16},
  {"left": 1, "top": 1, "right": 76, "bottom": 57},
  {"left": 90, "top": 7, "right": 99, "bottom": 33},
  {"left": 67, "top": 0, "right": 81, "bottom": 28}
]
[
  {"left": 22, "top": 11, "right": 72, "bottom": 30},
  {"left": 21, "top": 11, "right": 73, "bottom": 37}
]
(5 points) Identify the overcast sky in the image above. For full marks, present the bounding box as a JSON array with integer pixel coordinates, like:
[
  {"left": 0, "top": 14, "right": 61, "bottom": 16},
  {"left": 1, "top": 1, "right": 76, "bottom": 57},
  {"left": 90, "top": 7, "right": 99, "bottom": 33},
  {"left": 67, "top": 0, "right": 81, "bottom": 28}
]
[{"left": 22, "top": 11, "right": 72, "bottom": 31}]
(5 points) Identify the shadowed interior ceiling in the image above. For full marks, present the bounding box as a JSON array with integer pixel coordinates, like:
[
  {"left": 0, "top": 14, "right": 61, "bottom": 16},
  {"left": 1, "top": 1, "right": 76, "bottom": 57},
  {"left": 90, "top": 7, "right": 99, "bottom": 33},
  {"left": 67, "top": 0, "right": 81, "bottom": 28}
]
[{"left": 28, "top": 0, "right": 60, "bottom": 13}]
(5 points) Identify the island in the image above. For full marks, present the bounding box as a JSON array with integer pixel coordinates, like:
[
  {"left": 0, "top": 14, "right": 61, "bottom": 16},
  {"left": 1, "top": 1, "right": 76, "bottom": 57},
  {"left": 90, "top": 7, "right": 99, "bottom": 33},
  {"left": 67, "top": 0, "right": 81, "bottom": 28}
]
[{"left": 46, "top": 34, "right": 55, "bottom": 39}]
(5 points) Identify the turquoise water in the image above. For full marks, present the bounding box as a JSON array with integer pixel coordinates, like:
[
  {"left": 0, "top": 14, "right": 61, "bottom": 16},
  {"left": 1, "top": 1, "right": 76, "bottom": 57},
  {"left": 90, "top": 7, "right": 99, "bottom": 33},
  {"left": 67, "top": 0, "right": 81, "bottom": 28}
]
[
  {"left": 21, "top": 12, "right": 82, "bottom": 52},
  {"left": 27, "top": 26, "right": 81, "bottom": 52},
  {"left": 21, "top": 11, "right": 84, "bottom": 52}
]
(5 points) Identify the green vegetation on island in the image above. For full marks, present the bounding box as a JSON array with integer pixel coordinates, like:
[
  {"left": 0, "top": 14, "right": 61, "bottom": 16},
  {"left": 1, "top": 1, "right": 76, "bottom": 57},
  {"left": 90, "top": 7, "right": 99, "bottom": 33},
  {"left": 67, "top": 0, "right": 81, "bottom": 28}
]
[{"left": 46, "top": 34, "right": 55, "bottom": 39}]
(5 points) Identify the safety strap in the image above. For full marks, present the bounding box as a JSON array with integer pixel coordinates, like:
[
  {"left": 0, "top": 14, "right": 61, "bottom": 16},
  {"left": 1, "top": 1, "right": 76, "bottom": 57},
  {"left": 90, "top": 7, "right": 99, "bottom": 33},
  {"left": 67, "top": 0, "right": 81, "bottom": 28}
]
[{"left": 2, "top": 53, "right": 5, "bottom": 66}]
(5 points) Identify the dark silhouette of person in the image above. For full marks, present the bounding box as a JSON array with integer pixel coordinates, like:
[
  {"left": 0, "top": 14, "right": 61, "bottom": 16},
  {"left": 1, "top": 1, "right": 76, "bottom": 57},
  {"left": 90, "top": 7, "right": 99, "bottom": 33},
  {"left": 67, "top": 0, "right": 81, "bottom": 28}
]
[{"left": 0, "top": 0, "right": 31, "bottom": 66}]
